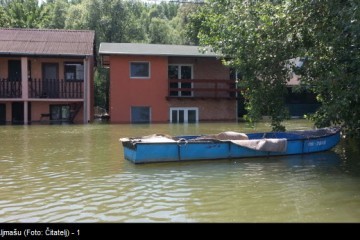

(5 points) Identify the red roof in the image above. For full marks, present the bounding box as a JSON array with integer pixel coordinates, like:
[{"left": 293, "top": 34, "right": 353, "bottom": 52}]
[{"left": 0, "top": 28, "right": 95, "bottom": 56}]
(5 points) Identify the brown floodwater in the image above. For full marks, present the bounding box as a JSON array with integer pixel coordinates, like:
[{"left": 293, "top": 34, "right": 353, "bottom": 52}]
[{"left": 0, "top": 120, "right": 359, "bottom": 222}]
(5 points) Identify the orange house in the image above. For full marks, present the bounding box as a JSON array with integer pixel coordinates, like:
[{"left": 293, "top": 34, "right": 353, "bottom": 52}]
[
  {"left": 99, "top": 43, "right": 238, "bottom": 123},
  {"left": 0, "top": 28, "right": 95, "bottom": 124}
]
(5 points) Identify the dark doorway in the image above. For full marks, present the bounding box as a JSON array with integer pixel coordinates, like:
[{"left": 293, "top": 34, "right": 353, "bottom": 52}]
[
  {"left": 11, "top": 102, "right": 31, "bottom": 124},
  {"left": 42, "top": 63, "right": 59, "bottom": 98},
  {"left": 0, "top": 104, "right": 6, "bottom": 125},
  {"left": 8, "top": 60, "right": 21, "bottom": 81},
  {"left": 12, "top": 102, "right": 23, "bottom": 124}
]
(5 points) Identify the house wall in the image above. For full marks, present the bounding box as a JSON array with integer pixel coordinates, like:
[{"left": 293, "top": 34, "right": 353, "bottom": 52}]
[
  {"left": 0, "top": 102, "right": 11, "bottom": 123},
  {"left": 30, "top": 101, "right": 84, "bottom": 123},
  {"left": 0, "top": 101, "right": 84, "bottom": 123},
  {"left": 0, "top": 57, "right": 85, "bottom": 79},
  {"left": 109, "top": 55, "right": 169, "bottom": 123},
  {"left": 0, "top": 56, "right": 92, "bottom": 124},
  {"left": 169, "top": 57, "right": 232, "bottom": 98},
  {"left": 168, "top": 57, "right": 235, "bottom": 119},
  {"left": 0, "top": 59, "right": 7, "bottom": 78},
  {"left": 169, "top": 99, "right": 236, "bottom": 121},
  {"left": 108, "top": 55, "right": 236, "bottom": 123}
]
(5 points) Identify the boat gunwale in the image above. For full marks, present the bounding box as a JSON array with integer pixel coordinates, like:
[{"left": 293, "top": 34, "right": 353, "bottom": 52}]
[{"left": 121, "top": 127, "right": 341, "bottom": 147}]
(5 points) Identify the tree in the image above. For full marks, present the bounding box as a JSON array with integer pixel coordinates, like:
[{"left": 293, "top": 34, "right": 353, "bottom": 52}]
[
  {"left": 173, "top": 3, "right": 201, "bottom": 45},
  {"left": 2, "top": 0, "right": 49, "bottom": 28},
  {"left": 0, "top": 5, "right": 10, "bottom": 27},
  {"left": 43, "top": 0, "right": 69, "bottom": 29},
  {"left": 190, "top": 0, "right": 360, "bottom": 135},
  {"left": 148, "top": 17, "right": 174, "bottom": 44},
  {"left": 191, "top": 0, "right": 293, "bottom": 131},
  {"left": 94, "top": 67, "right": 110, "bottom": 111},
  {"left": 292, "top": 0, "right": 360, "bottom": 137}
]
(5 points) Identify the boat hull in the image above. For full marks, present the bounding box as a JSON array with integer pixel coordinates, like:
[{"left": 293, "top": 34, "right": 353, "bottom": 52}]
[{"left": 121, "top": 128, "right": 341, "bottom": 164}]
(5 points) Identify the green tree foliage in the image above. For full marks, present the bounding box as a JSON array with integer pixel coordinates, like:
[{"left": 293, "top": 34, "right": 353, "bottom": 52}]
[
  {"left": 191, "top": 0, "right": 292, "bottom": 131},
  {"left": 1, "top": 0, "right": 49, "bottom": 28},
  {"left": 190, "top": 0, "right": 360, "bottom": 135},
  {"left": 43, "top": 0, "right": 69, "bottom": 29},
  {"left": 293, "top": 0, "right": 360, "bottom": 137},
  {"left": 0, "top": 5, "right": 10, "bottom": 27},
  {"left": 94, "top": 67, "right": 110, "bottom": 112},
  {"left": 0, "top": 0, "right": 198, "bottom": 113}
]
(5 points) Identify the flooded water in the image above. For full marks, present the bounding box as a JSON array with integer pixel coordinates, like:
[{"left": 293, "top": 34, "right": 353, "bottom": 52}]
[{"left": 0, "top": 120, "right": 360, "bottom": 222}]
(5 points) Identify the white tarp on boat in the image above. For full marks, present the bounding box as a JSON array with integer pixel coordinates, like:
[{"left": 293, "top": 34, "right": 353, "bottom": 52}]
[
  {"left": 195, "top": 131, "right": 287, "bottom": 152},
  {"left": 195, "top": 131, "right": 249, "bottom": 141},
  {"left": 120, "top": 132, "right": 287, "bottom": 152},
  {"left": 230, "top": 138, "right": 287, "bottom": 152},
  {"left": 120, "top": 134, "right": 176, "bottom": 143}
]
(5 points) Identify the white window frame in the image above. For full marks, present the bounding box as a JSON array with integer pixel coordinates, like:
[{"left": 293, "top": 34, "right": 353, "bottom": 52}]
[
  {"left": 130, "top": 61, "right": 150, "bottom": 79},
  {"left": 168, "top": 64, "right": 194, "bottom": 97},
  {"left": 170, "top": 107, "right": 199, "bottom": 123},
  {"left": 64, "top": 62, "right": 84, "bottom": 81}
]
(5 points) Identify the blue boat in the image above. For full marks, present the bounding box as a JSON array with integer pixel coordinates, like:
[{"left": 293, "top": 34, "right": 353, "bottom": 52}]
[{"left": 120, "top": 127, "right": 341, "bottom": 164}]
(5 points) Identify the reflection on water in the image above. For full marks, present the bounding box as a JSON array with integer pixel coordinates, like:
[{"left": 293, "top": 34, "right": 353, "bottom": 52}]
[{"left": 0, "top": 121, "right": 360, "bottom": 222}]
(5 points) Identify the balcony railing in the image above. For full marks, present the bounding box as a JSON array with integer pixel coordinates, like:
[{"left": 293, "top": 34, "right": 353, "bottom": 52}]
[
  {"left": 168, "top": 79, "right": 239, "bottom": 99},
  {"left": 29, "top": 79, "right": 83, "bottom": 99},
  {"left": 0, "top": 78, "right": 84, "bottom": 99},
  {"left": 0, "top": 79, "right": 22, "bottom": 98}
]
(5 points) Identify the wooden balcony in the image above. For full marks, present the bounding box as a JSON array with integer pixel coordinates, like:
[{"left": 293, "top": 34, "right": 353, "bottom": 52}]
[
  {"left": 167, "top": 79, "right": 239, "bottom": 99},
  {"left": 0, "top": 79, "right": 83, "bottom": 99},
  {"left": 29, "top": 79, "right": 83, "bottom": 99}
]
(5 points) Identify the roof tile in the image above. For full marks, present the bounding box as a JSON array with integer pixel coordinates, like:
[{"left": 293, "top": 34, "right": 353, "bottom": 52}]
[{"left": 0, "top": 28, "right": 95, "bottom": 56}]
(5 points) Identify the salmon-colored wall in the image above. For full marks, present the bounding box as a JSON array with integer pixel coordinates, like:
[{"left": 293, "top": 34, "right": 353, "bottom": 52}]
[
  {"left": 109, "top": 55, "right": 169, "bottom": 123},
  {"left": 30, "top": 102, "right": 83, "bottom": 123},
  {"left": 108, "top": 55, "right": 235, "bottom": 123},
  {"left": 0, "top": 57, "right": 85, "bottom": 79}
]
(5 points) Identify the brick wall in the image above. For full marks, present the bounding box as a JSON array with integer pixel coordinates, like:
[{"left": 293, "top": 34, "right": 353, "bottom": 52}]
[{"left": 169, "top": 98, "right": 237, "bottom": 121}]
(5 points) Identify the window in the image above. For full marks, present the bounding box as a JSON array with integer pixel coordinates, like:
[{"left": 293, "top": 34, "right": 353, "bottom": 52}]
[
  {"left": 130, "top": 62, "right": 150, "bottom": 78},
  {"left": 65, "top": 63, "right": 84, "bottom": 81},
  {"left": 170, "top": 107, "right": 198, "bottom": 123},
  {"left": 50, "top": 105, "right": 70, "bottom": 121},
  {"left": 131, "top": 106, "right": 151, "bottom": 123}
]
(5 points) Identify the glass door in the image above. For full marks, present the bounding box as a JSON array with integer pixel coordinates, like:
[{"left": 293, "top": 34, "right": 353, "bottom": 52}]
[
  {"left": 170, "top": 108, "right": 198, "bottom": 123},
  {"left": 168, "top": 64, "right": 193, "bottom": 97}
]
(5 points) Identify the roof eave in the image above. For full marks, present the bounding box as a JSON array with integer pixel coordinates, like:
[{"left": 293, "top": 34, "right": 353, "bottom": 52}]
[
  {"left": 0, "top": 52, "right": 93, "bottom": 58},
  {"left": 98, "top": 51, "right": 220, "bottom": 58}
]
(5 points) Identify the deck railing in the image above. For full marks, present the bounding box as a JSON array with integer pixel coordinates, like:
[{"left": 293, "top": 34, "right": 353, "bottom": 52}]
[
  {"left": 0, "top": 78, "right": 83, "bottom": 99},
  {"left": 0, "top": 79, "right": 22, "bottom": 98},
  {"left": 168, "top": 79, "right": 239, "bottom": 99},
  {"left": 29, "top": 79, "right": 83, "bottom": 99}
]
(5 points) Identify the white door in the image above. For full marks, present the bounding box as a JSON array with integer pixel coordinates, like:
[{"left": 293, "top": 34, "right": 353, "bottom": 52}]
[{"left": 170, "top": 107, "right": 198, "bottom": 123}]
